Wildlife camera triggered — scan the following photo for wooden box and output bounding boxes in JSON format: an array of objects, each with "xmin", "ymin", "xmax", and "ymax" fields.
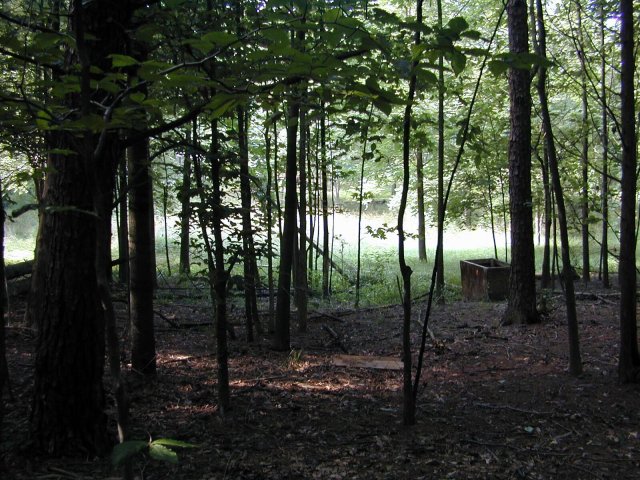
[{"xmin": 460, "ymin": 259, "xmax": 510, "ymax": 301}]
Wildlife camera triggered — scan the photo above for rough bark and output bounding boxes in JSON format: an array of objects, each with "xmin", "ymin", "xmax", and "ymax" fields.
[
  {"xmin": 128, "ymin": 134, "xmax": 157, "ymax": 376},
  {"xmin": 502, "ymin": 0, "xmax": 538, "ymax": 326},
  {"xmin": 321, "ymin": 101, "xmax": 330, "ymax": 298},
  {"xmin": 617, "ymin": 0, "xmax": 639, "ymax": 382}
]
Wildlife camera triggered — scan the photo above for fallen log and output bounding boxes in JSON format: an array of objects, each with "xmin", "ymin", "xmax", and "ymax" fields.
[{"xmin": 6, "ymin": 260, "xmax": 33, "ymax": 280}]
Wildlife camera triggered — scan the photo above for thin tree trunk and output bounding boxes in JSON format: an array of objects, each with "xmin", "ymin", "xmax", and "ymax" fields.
[
  {"xmin": 355, "ymin": 104, "xmax": 373, "ymax": 308},
  {"xmin": 577, "ymin": 5, "xmax": 590, "ymax": 283},
  {"xmin": 238, "ymin": 107, "xmax": 261, "ymax": 340},
  {"xmin": 162, "ymin": 157, "xmax": 171, "ymax": 277},
  {"xmin": 435, "ymin": 0, "xmax": 445, "ymax": 303},
  {"xmin": 599, "ymin": 2, "xmax": 610, "ymax": 288},
  {"xmin": 179, "ymin": 124, "xmax": 193, "ymax": 275},
  {"xmin": 128, "ymin": 133, "xmax": 157, "ymax": 376},
  {"xmin": 399, "ymin": 0, "xmax": 423, "ymax": 427},
  {"xmin": 535, "ymin": 0, "xmax": 582, "ymax": 375},
  {"xmin": 265, "ymin": 126, "xmax": 275, "ymax": 333},
  {"xmin": 617, "ymin": 0, "xmax": 639, "ymax": 382},
  {"xmin": 417, "ymin": 146, "xmax": 427, "ymax": 261},
  {"xmin": 0, "ymin": 176, "xmax": 7, "ymax": 440},
  {"xmin": 118, "ymin": 151, "xmax": 129, "ymax": 284},
  {"xmin": 297, "ymin": 96, "xmax": 309, "ymax": 332},
  {"xmin": 321, "ymin": 101, "xmax": 330, "ymax": 298},
  {"xmin": 273, "ymin": 96, "xmax": 300, "ymax": 351},
  {"xmin": 540, "ymin": 147, "xmax": 552, "ymax": 288}
]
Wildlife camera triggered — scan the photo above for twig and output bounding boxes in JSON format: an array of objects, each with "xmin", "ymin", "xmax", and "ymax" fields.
[{"xmin": 472, "ymin": 402, "xmax": 551, "ymax": 415}]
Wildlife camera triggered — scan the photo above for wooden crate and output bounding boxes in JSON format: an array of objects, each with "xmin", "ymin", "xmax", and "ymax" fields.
[{"xmin": 460, "ymin": 258, "xmax": 510, "ymax": 301}]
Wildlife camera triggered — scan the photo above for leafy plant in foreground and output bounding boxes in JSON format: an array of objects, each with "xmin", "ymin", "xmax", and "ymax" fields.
[{"xmin": 111, "ymin": 438, "xmax": 197, "ymax": 468}]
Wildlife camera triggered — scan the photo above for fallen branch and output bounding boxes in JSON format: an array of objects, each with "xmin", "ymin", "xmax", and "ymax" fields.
[{"xmin": 321, "ymin": 324, "xmax": 348, "ymax": 353}]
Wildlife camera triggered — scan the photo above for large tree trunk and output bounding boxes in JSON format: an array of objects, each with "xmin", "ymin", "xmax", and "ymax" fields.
[
  {"xmin": 617, "ymin": 0, "xmax": 639, "ymax": 382},
  {"xmin": 502, "ymin": 0, "xmax": 538, "ymax": 325},
  {"xmin": 30, "ymin": 140, "xmax": 107, "ymax": 455},
  {"xmin": 30, "ymin": 0, "xmax": 132, "ymax": 455}
]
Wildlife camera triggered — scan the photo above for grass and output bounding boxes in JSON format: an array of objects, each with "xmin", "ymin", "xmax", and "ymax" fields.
[{"xmin": 4, "ymin": 211, "xmax": 619, "ymax": 307}]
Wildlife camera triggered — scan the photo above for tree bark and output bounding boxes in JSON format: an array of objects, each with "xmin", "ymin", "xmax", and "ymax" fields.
[
  {"xmin": 238, "ymin": 107, "xmax": 261, "ymax": 340},
  {"xmin": 416, "ymin": 146, "xmax": 427, "ymax": 261},
  {"xmin": 128, "ymin": 132, "xmax": 157, "ymax": 376},
  {"xmin": 273, "ymin": 96, "xmax": 299, "ymax": 351},
  {"xmin": 617, "ymin": 0, "xmax": 639, "ymax": 382},
  {"xmin": 535, "ymin": 0, "xmax": 582, "ymax": 375},
  {"xmin": 321, "ymin": 101, "xmax": 330, "ymax": 298},
  {"xmin": 297, "ymin": 97, "xmax": 309, "ymax": 331},
  {"xmin": 179, "ymin": 123, "xmax": 193, "ymax": 275},
  {"xmin": 599, "ymin": 2, "xmax": 610, "ymax": 288},
  {"xmin": 502, "ymin": 0, "xmax": 538, "ymax": 326},
  {"xmin": 117, "ymin": 150, "xmax": 130, "ymax": 284},
  {"xmin": 0, "ymin": 176, "xmax": 7, "ymax": 440},
  {"xmin": 435, "ymin": 0, "xmax": 445, "ymax": 303},
  {"xmin": 577, "ymin": 5, "xmax": 590, "ymax": 283}
]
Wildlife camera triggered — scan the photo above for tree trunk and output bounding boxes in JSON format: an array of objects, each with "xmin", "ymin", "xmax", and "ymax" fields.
[
  {"xmin": 128, "ymin": 133, "xmax": 157, "ymax": 376},
  {"xmin": 399, "ymin": 0, "xmax": 423, "ymax": 426},
  {"xmin": 539, "ymin": 147, "xmax": 552, "ymax": 288},
  {"xmin": 535, "ymin": 0, "xmax": 582, "ymax": 375},
  {"xmin": 577, "ymin": 5, "xmax": 590, "ymax": 283},
  {"xmin": 179, "ymin": 123, "xmax": 193, "ymax": 275},
  {"xmin": 416, "ymin": 145, "xmax": 427, "ymax": 261},
  {"xmin": 617, "ymin": 0, "xmax": 640, "ymax": 382},
  {"xmin": 435, "ymin": 0, "xmax": 445, "ymax": 303},
  {"xmin": 265, "ymin": 125, "xmax": 275, "ymax": 332},
  {"xmin": 297, "ymin": 97, "xmax": 309, "ymax": 332},
  {"xmin": 238, "ymin": 107, "xmax": 261, "ymax": 340},
  {"xmin": 321, "ymin": 101, "xmax": 330, "ymax": 298},
  {"xmin": 599, "ymin": 2, "xmax": 610, "ymax": 288},
  {"xmin": 31, "ymin": 138, "xmax": 107, "ymax": 455},
  {"xmin": 0, "ymin": 176, "xmax": 7, "ymax": 439},
  {"xmin": 117, "ymin": 151, "xmax": 130, "ymax": 284},
  {"xmin": 355, "ymin": 104, "xmax": 373, "ymax": 308},
  {"xmin": 273, "ymin": 97, "xmax": 300, "ymax": 351},
  {"xmin": 502, "ymin": 0, "xmax": 538, "ymax": 326}
]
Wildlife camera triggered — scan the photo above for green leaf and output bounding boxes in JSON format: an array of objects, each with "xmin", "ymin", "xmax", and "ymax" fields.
[
  {"xmin": 35, "ymin": 110, "xmax": 53, "ymax": 130},
  {"xmin": 152, "ymin": 438, "xmax": 197, "ymax": 448},
  {"xmin": 323, "ymin": 8, "xmax": 342, "ymax": 23},
  {"xmin": 461, "ymin": 30, "xmax": 481, "ymax": 41},
  {"xmin": 373, "ymin": 97, "xmax": 392, "ymax": 116},
  {"xmin": 149, "ymin": 444, "xmax": 179, "ymax": 464},
  {"xmin": 201, "ymin": 31, "xmax": 237, "ymax": 47},
  {"xmin": 447, "ymin": 17, "xmax": 469, "ymax": 35},
  {"xmin": 450, "ymin": 51, "xmax": 467, "ymax": 75},
  {"xmin": 111, "ymin": 441, "xmax": 149, "ymax": 468},
  {"xmin": 488, "ymin": 59, "xmax": 509, "ymax": 76},
  {"xmin": 110, "ymin": 54, "xmax": 140, "ymax": 68}
]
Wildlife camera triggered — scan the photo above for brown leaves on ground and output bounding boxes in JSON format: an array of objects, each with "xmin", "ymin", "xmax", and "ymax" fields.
[{"xmin": 2, "ymin": 283, "xmax": 639, "ymax": 479}]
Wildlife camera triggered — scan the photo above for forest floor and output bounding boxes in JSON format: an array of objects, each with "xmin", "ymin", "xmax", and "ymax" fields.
[{"xmin": 2, "ymin": 279, "xmax": 639, "ymax": 480}]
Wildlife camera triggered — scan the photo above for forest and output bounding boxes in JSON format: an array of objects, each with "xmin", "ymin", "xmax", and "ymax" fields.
[{"xmin": 0, "ymin": 0, "xmax": 639, "ymax": 478}]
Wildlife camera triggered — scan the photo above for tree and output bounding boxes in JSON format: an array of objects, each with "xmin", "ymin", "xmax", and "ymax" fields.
[
  {"xmin": 30, "ymin": 0, "xmax": 134, "ymax": 454},
  {"xmin": 617, "ymin": 0, "xmax": 639, "ymax": 382},
  {"xmin": 502, "ymin": 0, "xmax": 538, "ymax": 326},
  {"xmin": 534, "ymin": 0, "xmax": 582, "ymax": 375}
]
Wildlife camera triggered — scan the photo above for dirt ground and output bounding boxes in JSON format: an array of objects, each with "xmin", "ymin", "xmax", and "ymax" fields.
[{"xmin": 1, "ymin": 280, "xmax": 639, "ymax": 480}]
